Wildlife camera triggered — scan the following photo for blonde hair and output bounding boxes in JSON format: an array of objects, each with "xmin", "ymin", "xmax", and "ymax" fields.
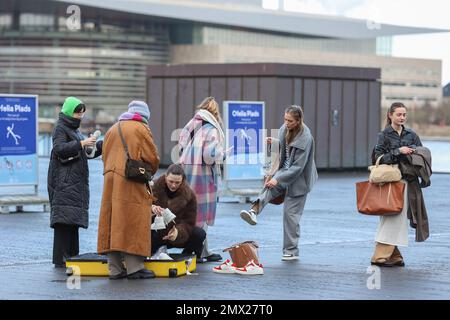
[
  {"xmin": 285, "ymin": 105, "xmax": 304, "ymax": 145},
  {"xmin": 196, "ymin": 97, "xmax": 223, "ymax": 126}
]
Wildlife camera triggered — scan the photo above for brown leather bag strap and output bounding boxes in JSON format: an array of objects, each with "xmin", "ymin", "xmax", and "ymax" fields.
[{"xmin": 117, "ymin": 121, "xmax": 131, "ymax": 160}]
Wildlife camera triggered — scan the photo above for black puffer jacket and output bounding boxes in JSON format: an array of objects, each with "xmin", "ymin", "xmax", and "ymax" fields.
[
  {"xmin": 373, "ymin": 125, "xmax": 422, "ymax": 165},
  {"xmin": 47, "ymin": 113, "xmax": 102, "ymax": 228}
]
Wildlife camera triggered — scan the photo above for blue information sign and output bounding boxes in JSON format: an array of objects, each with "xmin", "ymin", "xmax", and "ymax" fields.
[
  {"xmin": 223, "ymin": 101, "xmax": 265, "ymax": 181},
  {"xmin": 0, "ymin": 94, "xmax": 39, "ymax": 186}
]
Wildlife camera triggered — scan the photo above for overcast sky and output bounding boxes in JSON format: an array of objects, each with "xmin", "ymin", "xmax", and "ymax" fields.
[{"xmin": 263, "ymin": 0, "xmax": 450, "ymax": 85}]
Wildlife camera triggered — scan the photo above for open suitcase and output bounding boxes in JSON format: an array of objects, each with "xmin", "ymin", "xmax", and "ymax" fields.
[{"xmin": 66, "ymin": 253, "xmax": 196, "ymax": 278}]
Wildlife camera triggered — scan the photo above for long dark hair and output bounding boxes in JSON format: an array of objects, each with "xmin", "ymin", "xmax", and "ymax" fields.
[
  {"xmin": 385, "ymin": 102, "xmax": 406, "ymax": 128},
  {"xmin": 285, "ymin": 105, "xmax": 304, "ymax": 145}
]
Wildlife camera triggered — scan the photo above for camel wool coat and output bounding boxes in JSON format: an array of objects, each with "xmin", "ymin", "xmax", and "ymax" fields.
[{"xmin": 97, "ymin": 120, "xmax": 159, "ymax": 257}]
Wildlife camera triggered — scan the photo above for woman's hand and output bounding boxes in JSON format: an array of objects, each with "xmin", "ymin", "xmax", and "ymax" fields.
[
  {"xmin": 163, "ymin": 226, "xmax": 178, "ymax": 241},
  {"xmin": 151, "ymin": 205, "xmax": 164, "ymax": 216},
  {"xmin": 264, "ymin": 178, "xmax": 278, "ymax": 189},
  {"xmin": 399, "ymin": 146, "xmax": 415, "ymax": 155},
  {"xmin": 225, "ymin": 146, "xmax": 234, "ymax": 155},
  {"xmin": 266, "ymin": 137, "xmax": 280, "ymax": 145},
  {"xmin": 81, "ymin": 136, "xmax": 96, "ymax": 147}
]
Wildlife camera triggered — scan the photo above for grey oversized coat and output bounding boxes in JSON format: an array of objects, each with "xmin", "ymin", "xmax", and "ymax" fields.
[{"xmin": 273, "ymin": 124, "xmax": 318, "ymax": 197}]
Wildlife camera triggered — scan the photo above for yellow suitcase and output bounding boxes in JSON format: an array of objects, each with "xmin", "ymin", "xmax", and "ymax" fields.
[{"xmin": 66, "ymin": 253, "xmax": 196, "ymax": 278}]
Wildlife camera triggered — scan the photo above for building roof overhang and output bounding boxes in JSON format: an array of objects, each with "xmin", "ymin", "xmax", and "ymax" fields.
[{"xmin": 54, "ymin": 0, "xmax": 449, "ymax": 39}]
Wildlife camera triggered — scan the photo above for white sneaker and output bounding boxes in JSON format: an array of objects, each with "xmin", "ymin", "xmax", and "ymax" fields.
[
  {"xmin": 240, "ymin": 209, "xmax": 258, "ymax": 225},
  {"xmin": 212, "ymin": 259, "xmax": 236, "ymax": 274},
  {"xmin": 281, "ymin": 254, "xmax": 299, "ymax": 261},
  {"xmin": 234, "ymin": 260, "xmax": 264, "ymax": 275}
]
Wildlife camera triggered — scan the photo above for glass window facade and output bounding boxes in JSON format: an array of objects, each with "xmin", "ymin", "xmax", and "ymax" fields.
[
  {"xmin": 0, "ymin": 1, "xmax": 170, "ymax": 132},
  {"xmin": 171, "ymin": 24, "xmax": 377, "ymax": 54},
  {"xmin": 0, "ymin": 14, "xmax": 12, "ymax": 29},
  {"xmin": 376, "ymin": 36, "xmax": 393, "ymax": 56},
  {"xmin": 19, "ymin": 13, "xmax": 53, "ymax": 28},
  {"xmin": 198, "ymin": 26, "xmax": 377, "ymax": 54}
]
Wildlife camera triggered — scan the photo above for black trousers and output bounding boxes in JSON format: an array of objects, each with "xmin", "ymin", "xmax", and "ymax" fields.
[
  {"xmin": 151, "ymin": 226, "xmax": 206, "ymax": 259},
  {"xmin": 52, "ymin": 223, "xmax": 79, "ymax": 266}
]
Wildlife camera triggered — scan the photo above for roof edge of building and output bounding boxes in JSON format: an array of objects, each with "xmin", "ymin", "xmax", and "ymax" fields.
[
  {"xmin": 147, "ymin": 63, "xmax": 381, "ymax": 80},
  {"xmin": 53, "ymin": 0, "xmax": 449, "ymax": 39}
]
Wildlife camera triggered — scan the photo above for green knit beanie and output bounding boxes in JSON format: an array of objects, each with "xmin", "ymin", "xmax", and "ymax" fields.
[{"xmin": 61, "ymin": 97, "xmax": 84, "ymax": 117}]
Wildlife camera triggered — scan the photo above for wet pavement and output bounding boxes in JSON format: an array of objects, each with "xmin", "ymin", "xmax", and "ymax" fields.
[{"xmin": 0, "ymin": 158, "xmax": 449, "ymax": 300}]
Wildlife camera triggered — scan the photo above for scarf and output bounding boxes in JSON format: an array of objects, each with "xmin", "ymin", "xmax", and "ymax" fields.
[
  {"xmin": 195, "ymin": 109, "xmax": 226, "ymax": 176},
  {"xmin": 118, "ymin": 112, "xmax": 148, "ymax": 124},
  {"xmin": 195, "ymin": 109, "xmax": 225, "ymax": 146}
]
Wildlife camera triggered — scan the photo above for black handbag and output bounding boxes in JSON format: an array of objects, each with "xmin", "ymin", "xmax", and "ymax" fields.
[
  {"xmin": 58, "ymin": 151, "xmax": 81, "ymax": 164},
  {"xmin": 117, "ymin": 121, "xmax": 154, "ymax": 183}
]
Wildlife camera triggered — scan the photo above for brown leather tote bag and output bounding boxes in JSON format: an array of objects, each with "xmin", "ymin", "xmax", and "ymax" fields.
[
  {"xmin": 356, "ymin": 181, "xmax": 405, "ymax": 216},
  {"xmin": 223, "ymin": 241, "xmax": 259, "ymax": 267}
]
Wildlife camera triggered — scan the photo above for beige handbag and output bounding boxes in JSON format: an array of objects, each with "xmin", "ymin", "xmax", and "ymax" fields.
[{"xmin": 368, "ymin": 156, "xmax": 402, "ymax": 184}]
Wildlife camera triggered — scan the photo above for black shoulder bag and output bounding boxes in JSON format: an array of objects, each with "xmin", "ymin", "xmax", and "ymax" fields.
[{"xmin": 117, "ymin": 121, "xmax": 154, "ymax": 183}]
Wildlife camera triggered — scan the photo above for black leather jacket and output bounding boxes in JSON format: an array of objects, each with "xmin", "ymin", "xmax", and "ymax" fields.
[{"xmin": 373, "ymin": 125, "xmax": 422, "ymax": 165}]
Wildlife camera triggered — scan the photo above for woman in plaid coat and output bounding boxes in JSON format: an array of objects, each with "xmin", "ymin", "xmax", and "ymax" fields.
[{"xmin": 178, "ymin": 97, "xmax": 226, "ymax": 262}]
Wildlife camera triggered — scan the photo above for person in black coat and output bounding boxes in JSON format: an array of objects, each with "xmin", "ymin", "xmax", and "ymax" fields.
[
  {"xmin": 370, "ymin": 102, "xmax": 423, "ymax": 267},
  {"xmin": 372, "ymin": 107, "xmax": 422, "ymax": 165},
  {"xmin": 47, "ymin": 97, "xmax": 103, "ymax": 268}
]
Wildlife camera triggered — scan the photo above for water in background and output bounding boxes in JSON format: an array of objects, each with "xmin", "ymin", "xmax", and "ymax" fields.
[{"xmin": 422, "ymin": 140, "xmax": 450, "ymax": 173}]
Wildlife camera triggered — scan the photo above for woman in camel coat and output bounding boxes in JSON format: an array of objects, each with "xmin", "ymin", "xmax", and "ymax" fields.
[{"xmin": 97, "ymin": 101, "xmax": 159, "ymax": 280}]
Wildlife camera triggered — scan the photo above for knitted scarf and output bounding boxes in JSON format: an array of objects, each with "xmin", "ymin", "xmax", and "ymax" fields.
[{"xmin": 118, "ymin": 112, "xmax": 148, "ymax": 124}]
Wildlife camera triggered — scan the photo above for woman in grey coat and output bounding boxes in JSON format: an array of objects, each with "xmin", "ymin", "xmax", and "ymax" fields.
[{"xmin": 240, "ymin": 105, "xmax": 318, "ymax": 261}]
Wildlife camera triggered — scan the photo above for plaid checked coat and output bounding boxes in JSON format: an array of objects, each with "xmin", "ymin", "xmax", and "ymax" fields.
[{"xmin": 178, "ymin": 113, "xmax": 225, "ymax": 227}]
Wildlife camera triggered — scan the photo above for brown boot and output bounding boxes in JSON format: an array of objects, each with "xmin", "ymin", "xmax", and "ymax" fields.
[
  {"xmin": 387, "ymin": 246, "xmax": 405, "ymax": 266},
  {"xmin": 371, "ymin": 244, "xmax": 405, "ymax": 267},
  {"xmin": 371, "ymin": 242, "xmax": 395, "ymax": 264}
]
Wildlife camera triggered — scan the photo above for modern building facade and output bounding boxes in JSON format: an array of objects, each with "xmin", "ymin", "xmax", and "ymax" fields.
[
  {"xmin": 444, "ymin": 83, "xmax": 450, "ymax": 97},
  {"xmin": 0, "ymin": 0, "xmax": 170, "ymax": 128},
  {"xmin": 171, "ymin": 40, "xmax": 442, "ymax": 109},
  {"xmin": 0, "ymin": 0, "xmax": 445, "ymax": 131},
  {"xmin": 169, "ymin": 20, "xmax": 442, "ymax": 109},
  {"xmin": 443, "ymin": 83, "xmax": 450, "ymax": 105},
  {"xmin": 147, "ymin": 63, "xmax": 381, "ymax": 168}
]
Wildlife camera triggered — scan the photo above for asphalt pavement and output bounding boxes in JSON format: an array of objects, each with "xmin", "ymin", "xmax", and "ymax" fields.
[{"xmin": 0, "ymin": 158, "xmax": 449, "ymax": 300}]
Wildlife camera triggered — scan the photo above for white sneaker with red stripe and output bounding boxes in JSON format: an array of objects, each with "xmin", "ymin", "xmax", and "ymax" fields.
[
  {"xmin": 212, "ymin": 259, "xmax": 237, "ymax": 274},
  {"xmin": 240, "ymin": 209, "xmax": 258, "ymax": 225},
  {"xmin": 234, "ymin": 260, "xmax": 264, "ymax": 275}
]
